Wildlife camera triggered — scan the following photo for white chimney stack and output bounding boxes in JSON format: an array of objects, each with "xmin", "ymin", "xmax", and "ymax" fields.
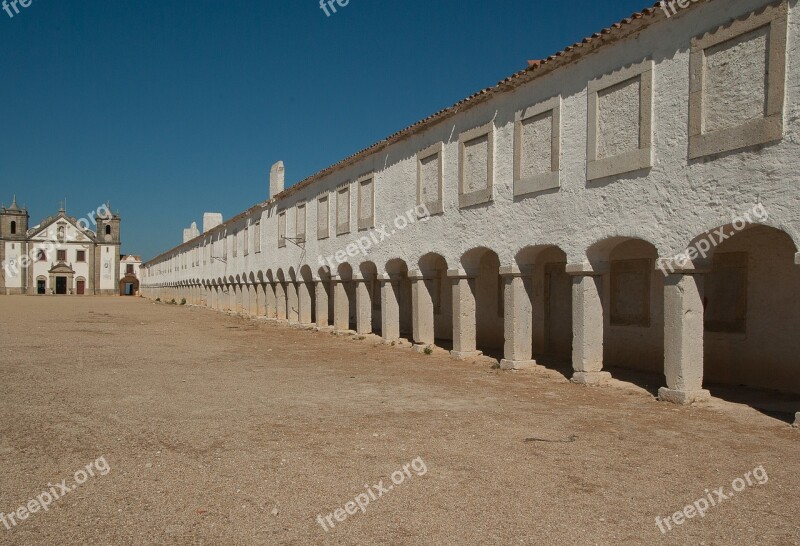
[
  {"xmin": 203, "ymin": 213, "xmax": 223, "ymax": 233},
  {"xmin": 270, "ymin": 161, "xmax": 285, "ymax": 199}
]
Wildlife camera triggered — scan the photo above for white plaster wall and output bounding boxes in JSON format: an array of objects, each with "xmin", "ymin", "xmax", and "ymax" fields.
[
  {"xmin": 4, "ymin": 242, "xmax": 21, "ymax": 289},
  {"xmin": 143, "ymin": 0, "xmax": 800, "ymax": 386},
  {"xmin": 100, "ymin": 246, "xmax": 115, "ymax": 290}
]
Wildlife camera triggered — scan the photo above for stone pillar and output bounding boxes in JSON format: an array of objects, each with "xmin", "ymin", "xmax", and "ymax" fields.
[
  {"xmin": 659, "ymin": 265, "xmax": 710, "ymax": 404},
  {"xmin": 287, "ymin": 282, "xmax": 300, "ymax": 324},
  {"xmin": 380, "ymin": 273, "xmax": 400, "ymax": 342},
  {"xmin": 410, "ymin": 270, "xmax": 434, "ymax": 348},
  {"xmin": 315, "ymin": 280, "xmax": 331, "ymax": 328},
  {"xmin": 298, "ymin": 281, "xmax": 313, "ymax": 325},
  {"xmin": 500, "ymin": 265, "xmax": 536, "ymax": 370},
  {"xmin": 355, "ymin": 275, "xmax": 373, "ymax": 334},
  {"xmin": 566, "ymin": 263, "xmax": 610, "ymax": 385},
  {"xmin": 448, "ymin": 269, "xmax": 480, "ymax": 359},
  {"xmin": 333, "ymin": 278, "xmax": 350, "ymax": 332},
  {"xmin": 275, "ymin": 282, "xmax": 287, "ymax": 321},
  {"xmin": 265, "ymin": 283, "xmax": 277, "ymax": 319}
]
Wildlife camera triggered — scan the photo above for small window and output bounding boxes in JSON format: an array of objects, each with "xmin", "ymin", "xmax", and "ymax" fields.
[
  {"xmin": 10, "ymin": 221, "xmax": 16, "ymax": 234},
  {"xmin": 126, "ymin": 264, "xmax": 134, "ymax": 275},
  {"xmin": 296, "ymin": 202, "xmax": 307, "ymax": 243},
  {"xmin": 105, "ymin": 225, "xmax": 111, "ymax": 236},
  {"xmin": 57, "ymin": 250, "xmax": 66, "ymax": 261},
  {"xmin": 278, "ymin": 211, "xmax": 287, "ymax": 248},
  {"xmin": 76, "ymin": 251, "xmax": 86, "ymax": 262},
  {"xmin": 37, "ymin": 250, "xmax": 46, "ymax": 262}
]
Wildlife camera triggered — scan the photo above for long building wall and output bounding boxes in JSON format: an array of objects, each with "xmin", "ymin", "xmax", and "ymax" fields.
[{"xmin": 142, "ymin": 0, "xmax": 800, "ymax": 401}]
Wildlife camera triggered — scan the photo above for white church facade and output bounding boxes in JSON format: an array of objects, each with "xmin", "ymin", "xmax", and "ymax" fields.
[
  {"xmin": 0, "ymin": 200, "xmax": 122, "ymax": 296},
  {"xmin": 141, "ymin": 0, "xmax": 800, "ymax": 403}
]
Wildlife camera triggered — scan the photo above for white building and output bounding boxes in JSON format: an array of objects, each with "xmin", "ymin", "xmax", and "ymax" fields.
[
  {"xmin": 142, "ymin": 0, "xmax": 800, "ymax": 403},
  {"xmin": 0, "ymin": 200, "xmax": 122, "ymax": 296},
  {"xmin": 120, "ymin": 255, "xmax": 142, "ymax": 296}
]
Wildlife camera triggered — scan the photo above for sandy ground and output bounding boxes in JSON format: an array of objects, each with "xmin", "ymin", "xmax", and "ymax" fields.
[{"xmin": 0, "ymin": 296, "xmax": 797, "ymax": 545}]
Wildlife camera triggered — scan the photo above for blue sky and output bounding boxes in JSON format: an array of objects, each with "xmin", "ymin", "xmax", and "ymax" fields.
[{"xmin": 0, "ymin": 0, "xmax": 650, "ymax": 260}]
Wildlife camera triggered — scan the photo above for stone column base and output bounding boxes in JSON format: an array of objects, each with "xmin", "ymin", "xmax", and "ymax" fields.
[
  {"xmin": 500, "ymin": 359, "xmax": 538, "ymax": 370},
  {"xmin": 450, "ymin": 350, "xmax": 482, "ymax": 361},
  {"xmin": 793, "ymin": 412, "xmax": 799, "ymax": 428},
  {"xmin": 571, "ymin": 371, "xmax": 612, "ymax": 385},
  {"xmin": 412, "ymin": 344, "xmax": 433, "ymax": 353},
  {"xmin": 658, "ymin": 387, "xmax": 711, "ymax": 405},
  {"xmin": 314, "ymin": 326, "xmax": 335, "ymax": 332}
]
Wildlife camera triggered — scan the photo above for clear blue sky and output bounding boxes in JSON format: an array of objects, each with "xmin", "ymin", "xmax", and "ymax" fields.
[{"xmin": 0, "ymin": 0, "xmax": 650, "ymax": 260}]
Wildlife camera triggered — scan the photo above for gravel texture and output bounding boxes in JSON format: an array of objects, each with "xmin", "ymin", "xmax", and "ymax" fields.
[{"xmin": 0, "ymin": 296, "xmax": 797, "ymax": 545}]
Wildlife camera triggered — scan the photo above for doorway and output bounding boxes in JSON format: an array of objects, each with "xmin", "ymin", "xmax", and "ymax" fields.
[
  {"xmin": 76, "ymin": 280, "xmax": 86, "ymax": 295},
  {"xmin": 37, "ymin": 279, "xmax": 46, "ymax": 295},
  {"xmin": 56, "ymin": 276, "xmax": 67, "ymax": 295}
]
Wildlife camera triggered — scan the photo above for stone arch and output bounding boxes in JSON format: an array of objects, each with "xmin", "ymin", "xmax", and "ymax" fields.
[
  {"xmin": 699, "ymin": 224, "xmax": 800, "ymax": 395},
  {"xmin": 458, "ymin": 247, "xmax": 503, "ymax": 358},
  {"xmin": 571, "ymin": 237, "xmax": 665, "ymax": 388},
  {"xmin": 334, "ymin": 263, "xmax": 356, "ymax": 331},
  {"xmin": 356, "ymin": 261, "xmax": 381, "ymax": 334},
  {"xmin": 416, "ymin": 253, "xmax": 452, "ymax": 347},
  {"xmin": 515, "ymin": 245, "xmax": 572, "ymax": 365},
  {"xmin": 385, "ymin": 258, "xmax": 413, "ymax": 341},
  {"xmin": 275, "ymin": 269, "xmax": 288, "ymax": 321}
]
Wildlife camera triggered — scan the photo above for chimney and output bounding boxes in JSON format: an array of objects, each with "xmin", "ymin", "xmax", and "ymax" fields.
[
  {"xmin": 190, "ymin": 222, "xmax": 199, "ymax": 238},
  {"xmin": 270, "ymin": 161, "xmax": 285, "ymax": 199},
  {"xmin": 203, "ymin": 213, "xmax": 223, "ymax": 233}
]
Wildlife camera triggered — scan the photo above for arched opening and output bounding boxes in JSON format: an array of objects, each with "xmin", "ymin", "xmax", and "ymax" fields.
[
  {"xmin": 335, "ymin": 263, "xmax": 357, "ymax": 331},
  {"xmin": 299, "ymin": 265, "xmax": 316, "ymax": 325},
  {"xmin": 699, "ymin": 225, "xmax": 800, "ymax": 398},
  {"xmin": 358, "ymin": 262, "xmax": 380, "ymax": 335},
  {"xmin": 119, "ymin": 275, "xmax": 139, "ymax": 296},
  {"xmin": 515, "ymin": 245, "xmax": 572, "ymax": 373},
  {"xmin": 385, "ymin": 259, "xmax": 413, "ymax": 342},
  {"xmin": 576, "ymin": 236, "xmax": 664, "ymax": 391},
  {"xmin": 36, "ymin": 275, "xmax": 46, "ymax": 295},
  {"xmin": 105, "ymin": 225, "xmax": 111, "ymax": 236},
  {"xmin": 316, "ymin": 267, "xmax": 333, "ymax": 327},
  {"xmin": 417, "ymin": 253, "xmax": 452, "ymax": 349},
  {"xmin": 461, "ymin": 248, "xmax": 503, "ymax": 359},
  {"xmin": 10, "ymin": 221, "xmax": 16, "ymax": 235},
  {"xmin": 286, "ymin": 268, "xmax": 299, "ymax": 323},
  {"xmin": 275, "ymin": 270, "xmax": 287, "ymax": 320},
  {"xmin": 605, "ymin": 239, "xmax": 664, "ymax": 374}
]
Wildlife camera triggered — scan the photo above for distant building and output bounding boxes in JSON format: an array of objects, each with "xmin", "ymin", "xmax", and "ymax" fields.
[
  {"xmin": 119, "ymin": 255, "xmax": 142, "ymax": 296},
  {"xmin": 0, "ymin": 197, "xmax": 122, "ymax": 295}
]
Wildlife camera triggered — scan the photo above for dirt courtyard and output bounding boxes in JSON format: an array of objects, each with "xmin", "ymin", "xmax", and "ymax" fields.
[{"xmin": 0, "ymin": 296, "xmax": 797, "ymax": 544}]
